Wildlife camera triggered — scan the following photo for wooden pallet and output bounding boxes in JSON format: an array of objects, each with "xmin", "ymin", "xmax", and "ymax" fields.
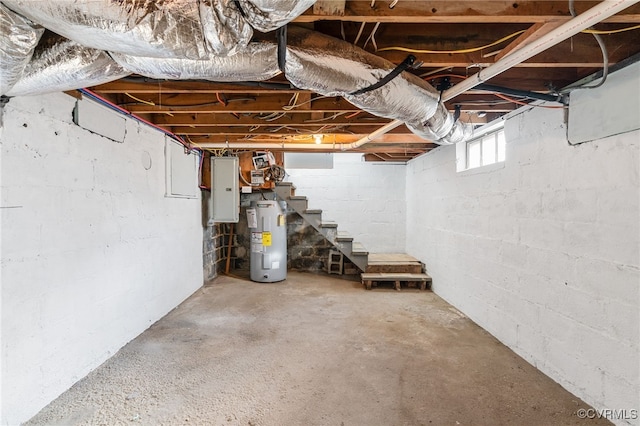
[
  {"xmin": 366, "ymin": 253, "xmax": 423, "ymax": 274},
  {"xmin": 361, "ymin": 272, "xmax": 432, "ymax": 291}
]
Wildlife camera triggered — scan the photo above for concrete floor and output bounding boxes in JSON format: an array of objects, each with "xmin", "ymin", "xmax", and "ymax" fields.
[{"xmin": 26, "ymin": 272, "xmax": 608, "ymax": 426}]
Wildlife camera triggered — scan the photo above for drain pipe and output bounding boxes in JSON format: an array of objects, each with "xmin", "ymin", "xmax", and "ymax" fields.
[{"xmin": 343, "ymin": 0, "xmax": 639, "ymax": 151}]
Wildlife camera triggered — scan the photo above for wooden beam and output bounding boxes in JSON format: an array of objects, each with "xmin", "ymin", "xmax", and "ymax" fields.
[
  {"xmin": 313, "ymin": 0, "xmax": 345, "ymax": 16},
  {"xmin": 379, "ymin": 38, "xmax": 634, "ymax": 69},
  {"xmin": 169, "ymin": 124, "xmax": 413, "ymax": 135},
  {"xmin": 296, "ymin": 1, "xmax": 640, "ymax": 23},
  {"xmin": 151, "ymin": 112, "xmax": 389, "ymax": 127},
  {"xmin": 92, "ymin": 81, "xmax": 303, "ymax": 94},
  {"xmin": 494, "ymin": 20, "xmax": 566, "ymax": 61},
  {"xmin": 120, "ymin": 94, "xmax": 359, "ymax": 114},
  {"xmin": 188, "ymin": 133, "xmax": 430, "ymax": 144}
]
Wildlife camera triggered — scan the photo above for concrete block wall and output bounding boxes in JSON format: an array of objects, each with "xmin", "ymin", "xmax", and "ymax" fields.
[
  {"xmin": 406, "ymin": 72, "xmax": 639, "ymax": 423},
  {"xmin": 286, "ymin": 153, "xmax": 406, "ymax": 253},
  {"xmin": 1, "ymin": 93, "xmax": 204, "ymax": 425}
]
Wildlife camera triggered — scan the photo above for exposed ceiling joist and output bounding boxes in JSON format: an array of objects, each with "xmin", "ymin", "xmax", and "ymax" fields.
[
  {"xmin": 295, "ymin": 1, "xmax": 640, "ymax": 23},
  {"xmin": 83, "ymin": 1, "xmax": 640, "ymax": 161}
]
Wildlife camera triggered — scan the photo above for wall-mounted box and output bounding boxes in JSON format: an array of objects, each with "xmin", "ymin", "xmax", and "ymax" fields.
[{"xmin": 210, "ymin": 157, "xmax": 239, "ymax": 224}]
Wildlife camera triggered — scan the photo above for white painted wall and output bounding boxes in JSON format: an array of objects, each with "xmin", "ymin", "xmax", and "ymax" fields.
[
  {"xmin": 286, "ymin": 153, "xmax": 406, "ymax": 253},
  {"xmin": 406, "ymin": 68, "xmax": 639, "ymax": 424},
  {"xmin": 0, "ymin": 93, "xmax": 203, "ymax": 425}
]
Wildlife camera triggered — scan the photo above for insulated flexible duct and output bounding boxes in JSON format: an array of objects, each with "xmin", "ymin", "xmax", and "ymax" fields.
[
  {"xmin": 199, "ymin": 0, "xmax": 253, "ymax": 56},
  {"xmin": 0, "ymin": 3, "xmax": 43, "ymax": 96},
  {"xmin": 6, "ymin": 34, "xmax": 130, "ymax": 97},
  {"xmin": 111, "ymin": 42, "xmax": 280, "ymax": 81},
  {"xmin": 284, "ymin": 27, "xmax": 473, "ymax": 145},
  {"xmin": 237, "ymin": 0, "xmax": 317, "ymax": 32},
  {"xmin": 1, "ymin": 0, "xmax": 215, "ymax": 58},
  {"xmin": 1, "ymin": 0, "xmax": 314, "ymax": 58},
  {"xmin": 2, "ymin": 1, "xmax": 472, "ymax": 144}
]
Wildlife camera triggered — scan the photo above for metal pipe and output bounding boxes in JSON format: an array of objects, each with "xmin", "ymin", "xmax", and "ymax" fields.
[{"xmin": 348, "ymin": 0, "xmax": 639, "ymax": 150}]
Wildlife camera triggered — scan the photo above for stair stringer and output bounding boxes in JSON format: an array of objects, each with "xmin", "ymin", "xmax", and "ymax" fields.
[{"xmin": 274, "ymin": 182, "xmax": 369, "ymax": 272}]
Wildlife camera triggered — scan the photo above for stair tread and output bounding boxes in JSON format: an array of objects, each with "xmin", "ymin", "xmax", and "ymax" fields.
[
  {"xmin": 320, "ymin": 221, "xmax": 338, "ymax": 228},
  {"xmin": 289, "ymin": 195, "xmax": 307, "ymax": 200},
  {"xmin": 361, "ymin": 272, "xmax": 432, "ymax": 281},
  {"xmin": 351, "ymin": 242, "xmax": 369, "ymax": 255},
  {"xmin": 276, "ymin": 182, "xmax": 293, "ymax": 186},
  {"xmin": 336, "ymin": 231, "xmax": 353, "ymax": 241},
  {"xmin": 304, "ymin": 209, "xmax": 322, "ymax": 214}
]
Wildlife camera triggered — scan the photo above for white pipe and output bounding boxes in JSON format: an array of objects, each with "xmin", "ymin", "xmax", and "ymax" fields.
[
  {"xmin": 197, "ymin": 142, "xmax": 346, "ymax": 150},
  {"xmin": 347, "ymin": 0, "xmax": 640, "ymax": 150}
]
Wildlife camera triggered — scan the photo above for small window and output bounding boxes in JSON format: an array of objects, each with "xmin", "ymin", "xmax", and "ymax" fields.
[{"xmin": 465, "ymin": 129, "xmax": 506, "ymax": 170}]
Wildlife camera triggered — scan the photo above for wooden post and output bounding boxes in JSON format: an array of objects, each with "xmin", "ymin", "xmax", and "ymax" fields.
[{"xmin": 225, "ymin": 223, "xmax": 234, "ymax": 275}]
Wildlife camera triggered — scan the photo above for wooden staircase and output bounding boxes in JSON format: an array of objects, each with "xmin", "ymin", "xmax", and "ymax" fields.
[
  {"xmin": 274, "ymin": 182, "xmax": 369, "ymax": 271},
  {"xmin": 362, "ymin": 253, "xmax": 432, "ymax": 291}
]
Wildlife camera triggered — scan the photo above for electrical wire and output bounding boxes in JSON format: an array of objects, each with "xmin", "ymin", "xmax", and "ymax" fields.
[
  {"xmin": 494, "ymin": 93, "xmax": 566, "ymax": 109},
  {"xmin": 582, "ymin": 24, "xmax": 640, "ymax": 35},
  {"xmin": 304, "ymin": 112, "xmax": 347, "ymax": 123},
  {"xmin": 375, "ymin": 23, "xmax": 639, "ymax": 56},
  {"xmin": 569, "ymin": 0, "xmax": 607, "ymax": 89},
  {"xmin": 363, "ymin": 22, "xmax": 381, "ymax": 50},
  {"xmin": 125, "ymin": 92, "xmax": 155, "ymax": 106},
  {"xmin": 197, "ymin": 145, "xmax": 209, "ymax": 190},
  {"xmin": 282, "ymin": 93, "xmax": 329, "ymax": 111},
  {"xmin": 377, "ymin": 30, "xmax": 526, "ymax": 54},
  {"xmin": 215, "ymin": 92, "xmax": 227, "ymax": 106},
  {"xmin": 353, "ymin": 22, "xmax": 366, "ymax": 46},
  {"xmin": 119, "ymin": 97, "xmax": 256, "ymax": 109}
]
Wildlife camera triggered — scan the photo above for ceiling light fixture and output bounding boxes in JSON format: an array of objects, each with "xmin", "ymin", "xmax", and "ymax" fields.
[{"xmin": 313, "ymin": 134, "xmax": 323, "ymax": 144}]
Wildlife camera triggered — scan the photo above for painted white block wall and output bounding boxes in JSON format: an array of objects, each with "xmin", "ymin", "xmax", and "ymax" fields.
[
  {"xmin": 0, "ymin": 93, "xmax": 204, "ymax": 425},
  {"xmin": 286, "ymin": 153, "xmax": 406, "ymax": 253},
  {"xmin": 406, "ymin": 69, "xmax": 639, "ymax": 424}
]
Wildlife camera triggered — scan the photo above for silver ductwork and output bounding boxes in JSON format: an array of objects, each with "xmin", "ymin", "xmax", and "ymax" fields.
[
  {"xmin": 199, "ymin": 0, "xmax": 253, "ymax": 56},
  {"xmin": 5, "ymin": 34, "xmax": 130, "ymax": 97},
  {"xmin": 111, "ymin": 42, "xmax": 280, "ymax": 82},
  {"xmin": 1, "ymin": 0, "xmax": 314, "ymax": 58},
  {"xmin": 0, "ymin": 3, "xmax": 43, "ymax": 95},
  {"xmin": 1, "ymin": 0, "xmax": 213, "ymax": 59},
  {"xmin": 237, "ymin": 0, "xmax": 316, "ymax": 32},
  {"xmin": 1, "ymin": 0, "xmax": 473, "ymax": 145},
  {"xmin": 284, "ymin": 27, "xmax": 472, "ymax": 145},
  {"xmin": 407, "ymin": 103, "xmax": 474, "ymax": 145}
]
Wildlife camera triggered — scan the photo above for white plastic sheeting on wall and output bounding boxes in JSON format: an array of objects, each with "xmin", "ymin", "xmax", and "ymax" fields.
[{"xmin": 568, "ymin": 61, "xmax": 640, "ymax": 145}]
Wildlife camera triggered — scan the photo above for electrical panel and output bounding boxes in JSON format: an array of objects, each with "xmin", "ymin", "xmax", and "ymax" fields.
[{"xmin": 210, "ymin": 157, "xmax": 239, "ymax": 223}]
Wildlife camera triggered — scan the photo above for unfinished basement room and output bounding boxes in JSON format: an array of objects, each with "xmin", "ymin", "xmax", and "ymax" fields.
[{"xmin": 1, "ymin": 1, "xmax": 639, "ymax": 425}]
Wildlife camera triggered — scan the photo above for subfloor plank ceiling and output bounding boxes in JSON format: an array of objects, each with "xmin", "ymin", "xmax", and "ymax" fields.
[{"xmin": 90, "ymin": 1, "xmax": 640, "ymax": 161}]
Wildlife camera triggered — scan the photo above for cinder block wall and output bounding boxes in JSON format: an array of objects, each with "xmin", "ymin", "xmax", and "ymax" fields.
[
  {"xmin": 1, "ymin": 93, "xmax": 204, "ymax": 425},
  {"xmin": 286, "ymin": 153, "xmax": 406, "ymax": 253},
  {"xmin": 406, "ymin": 68, "xmax": 639, "ymax": 424}
]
